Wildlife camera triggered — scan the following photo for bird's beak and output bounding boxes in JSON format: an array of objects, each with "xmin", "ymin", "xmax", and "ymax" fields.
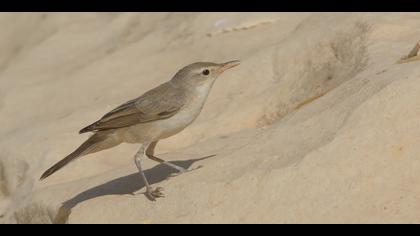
[{"xmin": 217, "ymin": 60, "xmax": 240, "ymax": 73}]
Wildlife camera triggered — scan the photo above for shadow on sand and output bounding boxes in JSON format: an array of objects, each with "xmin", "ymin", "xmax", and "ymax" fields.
[{"xmin": 61, "ymin": 155, "xmax": 215, "ymax": 210}]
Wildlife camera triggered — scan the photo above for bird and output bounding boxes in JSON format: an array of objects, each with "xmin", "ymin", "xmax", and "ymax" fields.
[{"xmin": 39, "ymin": 60, "xmax": 240, "ymax": 200}]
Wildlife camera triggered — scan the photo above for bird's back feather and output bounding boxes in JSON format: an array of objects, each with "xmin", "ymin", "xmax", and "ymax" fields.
[{"xmin": 79, "ymin": 81, "xmax": 187, "ymax": 134}]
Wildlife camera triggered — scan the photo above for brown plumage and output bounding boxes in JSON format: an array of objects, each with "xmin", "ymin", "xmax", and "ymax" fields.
[
  {"xmin": 40, "ymin": 131, "xmax": 115, "ymax": 180},
  {"xmin": 39, "ymin": 60, "xmax": 240, "ymax": 200},
  {"xmin": 79, "ymin": 82, "xmax": 187, "ymax": 134}
]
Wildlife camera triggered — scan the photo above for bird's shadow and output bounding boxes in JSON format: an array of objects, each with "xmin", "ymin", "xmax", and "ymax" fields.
[{"xmin": 62, "ymin": 154, "xmax": 215, "ymax": 210}]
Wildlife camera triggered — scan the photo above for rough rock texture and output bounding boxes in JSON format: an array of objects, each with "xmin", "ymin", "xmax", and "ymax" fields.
[{"xmin": 1, "ymin": 13, "xmax": 420, "ymax": 223}]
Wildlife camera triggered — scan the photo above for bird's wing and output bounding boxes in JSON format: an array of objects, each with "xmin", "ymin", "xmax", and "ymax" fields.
[{"xmin": 79, "ymin": 82, "xmax": 187, "ymax": 133}]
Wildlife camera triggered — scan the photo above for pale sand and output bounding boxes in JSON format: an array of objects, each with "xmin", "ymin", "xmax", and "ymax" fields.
[{"xmin": 1, "ymin": 13, "xmax": 420, "ymax": 223}]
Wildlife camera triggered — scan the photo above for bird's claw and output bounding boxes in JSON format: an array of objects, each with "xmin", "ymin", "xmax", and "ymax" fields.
[
  {"xmin": 184, "ymin": 165, "xmax": 203, "ymax": 173},
  {"xmin": 146, "ymin": 187, "xmax": 165, "ymax": 201},
  {"xmin": 169, "ymin": 165, "xmax": 203, "ymax": 177}
]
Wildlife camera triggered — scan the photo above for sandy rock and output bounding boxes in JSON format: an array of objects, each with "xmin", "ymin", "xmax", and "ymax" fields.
[{"xmin": 1, "ymin": 13, "xmax": 420, "ymax": 223}]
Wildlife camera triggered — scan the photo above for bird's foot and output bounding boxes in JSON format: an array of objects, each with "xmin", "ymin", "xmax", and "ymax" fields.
[
  {"xmin": 183, "ymin": 165, "xmax": 203, "ymax": 173},
  {"xmin": 173, "ymin": 166, "xmax": 187, "ymax": 173},
  {"xmin": 169, "ymin": 165, "xmax": 203, "ymax": 177},
  {"xmin": 146, "ymin": 187, "xmax": 165, "ymax": 201}
]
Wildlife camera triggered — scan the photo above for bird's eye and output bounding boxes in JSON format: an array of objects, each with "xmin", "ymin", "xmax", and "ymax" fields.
[{"xmin": 202, "ymin": 69, "xmax": 210, "ymax": 76}]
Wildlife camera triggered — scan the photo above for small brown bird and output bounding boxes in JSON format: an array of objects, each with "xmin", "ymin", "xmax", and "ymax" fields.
[{"xmin": 40, "ymin": 60, "xmax": 240, "ymax": 200}]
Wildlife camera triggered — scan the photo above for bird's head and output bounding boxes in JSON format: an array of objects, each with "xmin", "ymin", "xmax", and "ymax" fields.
[{"xmin": 171, "ymin": 60, "xmax": 240, "ymax": 87}]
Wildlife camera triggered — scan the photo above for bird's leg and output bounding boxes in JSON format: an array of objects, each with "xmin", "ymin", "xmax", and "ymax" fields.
[
  {"xmin": 146, "ymin": 141, "xmax": 187, "ymax": 173},
  {"xmin": 134, "ymin": 141, "xmax": 164, "ymax": 201}
]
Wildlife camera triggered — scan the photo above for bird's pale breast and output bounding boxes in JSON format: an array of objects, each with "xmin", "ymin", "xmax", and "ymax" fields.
[{"xmin": 119, "ymin": 80, "xmax": 214, "ymax": 143}]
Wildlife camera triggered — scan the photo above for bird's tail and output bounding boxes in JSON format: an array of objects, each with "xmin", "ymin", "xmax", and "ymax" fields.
[{"xmin": 40, "ymin": 132, "xmax": 120, "ymax": 180}]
